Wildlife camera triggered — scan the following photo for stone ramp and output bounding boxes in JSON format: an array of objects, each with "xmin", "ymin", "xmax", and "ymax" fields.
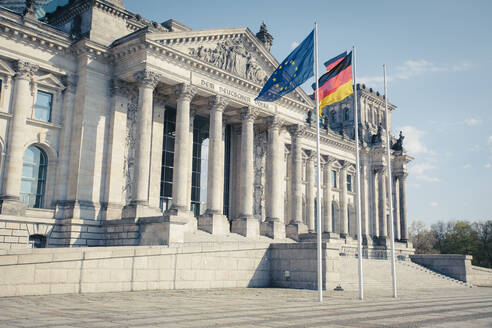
[{"xmin": 338, "ymin": 257, "xmax": 470, "ymax": 291}]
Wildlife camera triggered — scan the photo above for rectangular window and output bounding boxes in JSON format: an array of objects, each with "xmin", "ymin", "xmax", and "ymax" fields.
[
  {"xmin": 331, "ymin": 170, "xmax": 337, "ymax": 188},
  {"xmin": 34, "ymin": 91, "xmax": 53, "ymax": 122},
  {"xmin": 347, "ymin": 174, "xmax": 352, "ymax": 192}
]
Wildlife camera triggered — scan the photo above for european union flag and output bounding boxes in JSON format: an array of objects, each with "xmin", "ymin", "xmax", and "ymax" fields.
[{"xmin": 255, "ymin": 30, "xmax": 314, "ymax": 102}]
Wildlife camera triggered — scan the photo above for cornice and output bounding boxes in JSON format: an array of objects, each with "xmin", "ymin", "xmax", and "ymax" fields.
[
  {"xmin": 300, "ymin": 125, "xmax": 356, "ymax": 153},
  {"xmin": 0, "ymin": 17, "xmax": 71, "ymax": 55}
]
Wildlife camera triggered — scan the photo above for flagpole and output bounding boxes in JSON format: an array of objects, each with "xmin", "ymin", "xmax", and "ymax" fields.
[
  {"xmin": 383, "ymin": 64, "xmax": 398, "ymax": 298},
  {"xmin": 352, "ymin": 46, "xmax": 364, "ymax": 301},
  {"xmin": 314, "ymin": 22, "xmax": 323, "ymax": 303}
]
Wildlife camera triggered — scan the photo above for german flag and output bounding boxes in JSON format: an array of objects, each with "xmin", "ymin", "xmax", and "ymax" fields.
[{"xmin": 314, "ymin": 51, "xmax": 353, "ymax": 114}]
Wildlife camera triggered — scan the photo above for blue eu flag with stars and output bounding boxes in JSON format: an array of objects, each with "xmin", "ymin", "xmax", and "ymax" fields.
[{"xmin": 256, "ymin": 30, "xmax": 314, "ymax": 102}]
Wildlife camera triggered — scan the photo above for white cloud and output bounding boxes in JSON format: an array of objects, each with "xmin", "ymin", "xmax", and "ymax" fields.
[
  {"xmin": 429, "ymin": 201, "xmax": 439, "ymax": 207},
  {"xmin": 470, "ymin": 145, "xmax": 480, "ymax": 152},
  {"xmin": 485, "ymin": 163, "xmax": 492, "ymax": 169},
  {"xmin": 408, "ymin": 161, "xmax": 440, "ymax": 182},
  {"xmin": 290, "ymin": 41, "xmax": 299, "ymax": 50},
  {"xmin": 463, "ymin": 164, "xmax": 472, "ymax": 169},
  {"xmin": 465, "ymin": 118, "xmax": 482, "ymax": 126},
  {"xmin": 399, "ymin": 126, "xmax": 432, "ymax": 155},
  {"xmin": 358, "ymin": 59, "xmax": 472, "ymax": 88}
]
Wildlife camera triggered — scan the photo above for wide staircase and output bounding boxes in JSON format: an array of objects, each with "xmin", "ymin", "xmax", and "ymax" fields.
[{"xmin": 338, "ymin": 257, "xmax": 471, "ymax": 291}]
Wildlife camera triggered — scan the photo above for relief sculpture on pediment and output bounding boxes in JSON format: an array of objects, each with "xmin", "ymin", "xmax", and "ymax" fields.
[{"xmin": 189, "ymin": 38, "xmax": 267, "ymax": 84}]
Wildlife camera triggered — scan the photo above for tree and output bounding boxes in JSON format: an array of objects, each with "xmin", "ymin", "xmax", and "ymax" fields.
[
  {"xmin": 441, "ymin": 221, "xmax": 479, "ymax": 257},
  {"xmin": 409, "ymin": 221, "xmax": 438, "ymax": 254},
  {"xmin": 473, "ymin": 220, "xmax": 492, "ymax": 268}
]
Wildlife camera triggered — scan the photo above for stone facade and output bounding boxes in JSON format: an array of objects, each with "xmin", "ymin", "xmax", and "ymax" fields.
[{"xmin": 0, "ymin": 0, "xmax": 412, "ymax": 250}]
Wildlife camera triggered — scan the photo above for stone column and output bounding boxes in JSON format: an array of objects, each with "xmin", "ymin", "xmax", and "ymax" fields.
[
  {"xmin": 0, "ymin": 61, "xmax": 38, "ymax": 215},
  {"xmin": 286, "ymin": 125, "xmax": 308, "ymax": 239},
  {"xmin": 378, "ymin": 166, "xmax": 388, "ymax": 240},
  {"xmin": 198, "ymin": 96, "xmax": 229, "ymax": 235},
  {"xmin": 371, "ymin": 167, "xmax": 379, "ymax": 238},
  {"xmin": 306, "ymin": 154, "xmax": 316, "ymax": 232},
  {"xmin": 399, "ymin": 173, "xmax": 408, "ymax": 241},
  {"xmin": 231, "ymin": 107, "xmax": 259, "ymax": 238},
  {"xmin": 339, "ymin": 162, "xmax": 349, "ymax": 237},
  {"xmin": 171, "ymin": 83, "xmax": 196, "ymax": 212},
  {"xmin": 125, "ymin": 70, "xmax": 161, "ymax": 218},
  {"xmin": 54, "ymin": 75, "xmax": 77, "ymax": 204},
  {"xmin": 322, "ymin": 161, "xmax": 332, "ymax": 233},
  {"xmin": 261, "ymin": 116, "xmax": 285, "ymax": 239},
  {"xmin": 393, "ymin": 175, "xmax": 401, "ymax": 241}
]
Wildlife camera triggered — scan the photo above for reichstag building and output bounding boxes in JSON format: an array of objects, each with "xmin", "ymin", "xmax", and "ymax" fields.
[{"xmin": 0, "ymin": 0, "xmax": 412, "ymax": 250}]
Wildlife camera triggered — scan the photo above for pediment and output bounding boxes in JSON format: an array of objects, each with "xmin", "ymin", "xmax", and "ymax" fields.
[
  {"xmin": 0, "ymin": 59, "xmax": 15, "ymax": 76},
  {"xmin": 34, "ymin": 73, "xmax": 65, "ymax": 90},
  {"xmin": 147, "ymin": 28, "xmax": 313, "ymax": 107}
]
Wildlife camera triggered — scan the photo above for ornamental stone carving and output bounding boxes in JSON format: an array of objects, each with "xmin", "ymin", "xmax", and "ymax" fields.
[
  {"xmin": 174, "ymin": 83, "xmax": 197, "ymax": 101},
  {"xmin": 15, "ymin": 61, "xmax": 38, "ymax": 80},
  {"xmin": 123, "ymin": 101, "xmax": 138, "ymax": 203},
  {"xmin": 240, "ymin": 107, "xmax": 258, "ymax": 122},
  {"xmin": 254, "ymin": 130, "xmax": 267, "ymax": 220},
  {"xmin": 134, "ymin": 70, "xmax": 161, "ymax": 89},
  {"xmin": 188, "ymin": 38, "xmax": 267, "ymax": 84},
  {"xmin": 267, "ymin": 116, "xmax": 283, "ymax": 130},
  {"xmin": 209, "ymin": 95, "xmax": 228, "ymax": 112}
]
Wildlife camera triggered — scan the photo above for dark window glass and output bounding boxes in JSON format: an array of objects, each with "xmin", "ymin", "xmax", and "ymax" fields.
[
  {"xmin": 223, "ymin": 124, "xmax": 232, "ymax": 217},
  {"xmin": 29, "ymin": 234, "xmax": 46, "ymax": 248},
  {"xmin": 191, "ymin": 115, "xmax": 209, "ymax": 217},
  {"xmin": 20, "ymin": 146, "xmax": 47, "ymax": 208},
  {"xmin": 34, "ymin": 91, "xmax": 53, "ymax": 122},
  {"xmin": 344, "ymin": 107, "xmax": 350, "ymax": 121},
  {"xmin": 160, "ymin": 108, "xmax": 176, "ymax": 210},
  {"xmin": 347, "ymin": 174, "xmax": 352, "ymax": 192},
  {"xmin": 331, "ymin": 170, "xmax": 337, "ymax": 188}
]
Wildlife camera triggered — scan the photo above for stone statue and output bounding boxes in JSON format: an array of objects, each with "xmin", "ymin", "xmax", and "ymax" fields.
[
  {"xmin": 306, "ymin": 110, "xmax": 312, "ymax": 125},
  {"xmin": 23, "ymin": 0, "xmax": 36, "ymax": 17},
  {"xmin": 371, "ymin": 124, "xmax": 383, "ymax": 144},
  {"xmin": 188, "ymin": 38, "xmax": 267, "ymax": 84},
  {"xmin": 391, "ymin": 130, "xmax": 405, "ymax": 151}
]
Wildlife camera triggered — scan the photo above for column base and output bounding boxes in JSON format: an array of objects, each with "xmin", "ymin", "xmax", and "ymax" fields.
[
  {"xmin": 55, "ymin": 200, "xmax": 104, "ymax": 220},
  {"xmin": 260, "ymin": 218, "xmax": 286, "ymax": 239},
  {"xmin": 165, "ymin": 205, "xmax": 196, "ymax": 233},
  {"xmin": 375, "ymin": 235, "xmax": 390, "ymax": 247},
  {"xmin": 0, "ymin": 197, "xmax": 26, "ymax": 216},
  {"xmin": 198, "ymin": 211, "xmax": 229, "ymax": 235},
  {"xmin": 231, "ymin": 216, "xmax": 259, "ymax": 238},
  {"xmin": 138, "ymin": 215, "xmax": 187, "ymax": 245},
  {"xmin": 286, "ymin": 222, "xmax": 308, "ymax": 241},
  {"xmin": 122, "ymin": 201, "xmax": 163, "ymax": 220}
]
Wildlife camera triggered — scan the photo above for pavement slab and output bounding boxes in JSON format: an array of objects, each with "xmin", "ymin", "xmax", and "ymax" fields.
[{"xmin": 0, "ymin": 287, "xmax": 491, "ymax": 327}]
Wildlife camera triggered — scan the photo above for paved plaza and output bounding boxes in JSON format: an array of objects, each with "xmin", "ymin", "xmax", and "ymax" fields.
[{"xmin": 0, "ymin": 287, "xmax": 491, "ymax": 327}]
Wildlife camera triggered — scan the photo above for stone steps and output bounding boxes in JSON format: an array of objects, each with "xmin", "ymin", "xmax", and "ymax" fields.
[{"xmin": 336, "ymin": 258, "xmax": 470, "ymax": 291}]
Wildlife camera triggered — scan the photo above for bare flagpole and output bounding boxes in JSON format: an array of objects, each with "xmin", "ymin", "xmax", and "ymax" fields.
[
  {"xmin": 352, "ymin": 46, "xmax": 364, "ymax": 301},
  {"xmin": 314, "ymin": 22, "xmax": 323, "ymax": 303},
  {"xmin": 383, "ymin": 64, "xmax": 398, "ymax": 298}
]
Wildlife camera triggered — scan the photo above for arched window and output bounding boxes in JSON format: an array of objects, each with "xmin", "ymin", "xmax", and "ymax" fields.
[
  {"xmin": 344, "ymin": 107, "xmax": 350, "ymax": 120},
  {"xmin": 330, "ymin": 110, "xmax": 336, "ymax": 123},
  {"xmin": 20, "ymin": 146, "xmax": 47, "ymax": 208}
]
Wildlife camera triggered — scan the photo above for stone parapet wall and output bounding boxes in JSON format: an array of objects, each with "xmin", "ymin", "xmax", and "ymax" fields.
[
  {"xmin": 470, "ymin": 266, "xmax": 492, "ymax": 287},
  {"xmin": 410, "ymin": 254, "xmax": 473, "ymax": 282},
  {"xmin": 0, "ymin": 242, "xmax": 271, "ymax": 297},
  {"xmin": 270, "ymin": 242, "xmax": 341, "ymax": 290}
]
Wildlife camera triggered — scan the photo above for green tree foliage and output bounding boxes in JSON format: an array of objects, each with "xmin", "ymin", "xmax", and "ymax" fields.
[{"xmin": 409, "ymin": 220, "xmax": 492, "ymax": 268}]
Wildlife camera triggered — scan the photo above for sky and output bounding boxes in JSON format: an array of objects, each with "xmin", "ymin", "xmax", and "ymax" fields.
[{"xmin": 123, "ymin": 0, "xmax": 492, "ymax": 226}]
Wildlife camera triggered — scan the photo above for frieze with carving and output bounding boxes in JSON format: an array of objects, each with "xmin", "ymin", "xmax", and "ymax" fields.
[
  {"xmin": 188, "ymin": 38, "xmax": 267, "ymax": 84},
  {"xmin": 254, "ymin": 130, "xmax": 267, "ymax": 221}
]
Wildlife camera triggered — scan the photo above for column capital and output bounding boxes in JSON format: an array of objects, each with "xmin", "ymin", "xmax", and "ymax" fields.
[
  {"xmin": 396, "ymin": 171, "xmax": 408, "ymax": 179},
  {"xmin": 240, "ymin": 106, "xmax": 258, "ymax": 122},
  {"xmin": 267, "ymin": 116, "xmax": 283, "ymax": 131},
  {"xmin": 287, "ymin": 124, "xmax": 305, "ymax": 138},
  {"xmin": 374, "ymin": 164, "xmax": 386, "ymax": 174},
  {"xmin": 174, "ymin": 83, "xmax": 197, "ymax": 102},
  {"xmin": 134, "ymin": 70, "xmax": 161, "ymax": 89},
  {"xmin": 209, "ymin": 95, "xmax": 228, "ymax": 112},
  {"xmin": 15, "ymin": 61, "xmax": 38, "ymax": 80},
  {"xmin": 64, "ymin": 74, "xmax": 78, "ymax": 94}
]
